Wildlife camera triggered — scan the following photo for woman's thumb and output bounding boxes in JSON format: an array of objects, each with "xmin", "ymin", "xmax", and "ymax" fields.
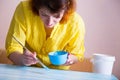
[{"xmin": 33, "ymin": 52, "xmax": 37, "ymax": 58}]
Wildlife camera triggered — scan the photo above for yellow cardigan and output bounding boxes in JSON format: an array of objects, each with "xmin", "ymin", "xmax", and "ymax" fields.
[{"xmin": 5, "ymin": 1, "xmax": 85, "ymax": 69}]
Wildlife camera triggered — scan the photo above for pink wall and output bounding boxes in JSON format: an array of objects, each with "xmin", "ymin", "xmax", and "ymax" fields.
[
  {"xmin": 0, "ymin": 0, "xmax": 20, "ymax": 49},
  {"xmin": 0, "ymin": 0, "xmax": 120, "ymax": 79},
  {"xmin": 77, "ymin": 0, "xmax": 120, "ymax": 79}
]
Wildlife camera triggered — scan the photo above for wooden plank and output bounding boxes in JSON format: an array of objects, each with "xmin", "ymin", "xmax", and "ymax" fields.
[
  {"xmin": 70, "ymin": 58, "xmax": 92, "ymax": 72},
  {"xmin": 0, "ymin": 49, "xmax": 13, "ymax": 64}
]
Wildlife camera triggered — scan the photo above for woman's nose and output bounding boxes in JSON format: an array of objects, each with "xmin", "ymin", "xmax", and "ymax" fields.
[{"xmin": 47, "ymin": 16, "xmax": 54, "ymax": 25}]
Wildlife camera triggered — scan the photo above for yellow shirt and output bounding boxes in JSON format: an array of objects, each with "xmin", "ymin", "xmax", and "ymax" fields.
[{"xmin": 5, "ymin": 1, "xmax": 85, "ymax": 69}]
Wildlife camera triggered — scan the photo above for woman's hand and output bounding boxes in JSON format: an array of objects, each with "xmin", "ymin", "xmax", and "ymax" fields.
[
  {"xmin": 9, "ymin": 50, "xmax": 38, "ymax": 66},
  {"xmin": 21, "ymin": 49, "xmax": 38, "ymax": 66},
  {"xmin": 64, "ymin": 53, "xmax": 78, "ymax": 65}
]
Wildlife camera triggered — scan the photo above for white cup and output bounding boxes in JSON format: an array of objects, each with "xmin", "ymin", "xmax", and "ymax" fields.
[{"xmin": 91, "ymin": 53, "xmax": 115, "ymax": 75}]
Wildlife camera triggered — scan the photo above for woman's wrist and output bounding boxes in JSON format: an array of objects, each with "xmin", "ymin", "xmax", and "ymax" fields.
[{"xmin": 8, "ymin": 52, "xmax": 24, "ymax": 66}]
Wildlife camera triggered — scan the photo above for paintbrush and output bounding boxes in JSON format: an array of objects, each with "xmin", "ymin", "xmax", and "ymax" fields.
[{"xmin": 12, "ymin": 35, "xmax": 49, "ymax": 70}]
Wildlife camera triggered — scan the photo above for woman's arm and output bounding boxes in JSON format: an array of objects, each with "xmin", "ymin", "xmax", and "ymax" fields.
[{"xmin": 8, "ymin": 50, "xmax": 37, "ymax": 66}]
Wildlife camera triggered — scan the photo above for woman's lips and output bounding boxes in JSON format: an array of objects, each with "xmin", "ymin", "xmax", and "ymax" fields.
[{"xmin": 45, "ymin": 24, "xmax": 53, "ymax": 27}]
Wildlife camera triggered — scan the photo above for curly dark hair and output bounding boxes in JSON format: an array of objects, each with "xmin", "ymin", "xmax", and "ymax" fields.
[{"xmin": 30, "ymin": 0, "xmax": 76, "ymax": 24}]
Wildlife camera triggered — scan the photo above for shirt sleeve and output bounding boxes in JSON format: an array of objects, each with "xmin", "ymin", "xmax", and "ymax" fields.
[
  {"xmin": 65, "ymin": 13, "xmax": 85, "ymax": 61},
  {"xmin": 5, "ymin": 2, "xmax": 26, "ymax": 56}
]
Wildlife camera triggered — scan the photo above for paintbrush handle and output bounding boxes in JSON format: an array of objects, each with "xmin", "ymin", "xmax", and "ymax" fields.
[
  {"xmin": 13, "ymin": 36, "xmax": 28, "ymax": 50},
  {"xmin": 36, "ymin": 58, "xmax": 49, "ymax": 70},
  {"xmin": 12, "ymin": 35, "xmax": 49, "ymax": 70}
]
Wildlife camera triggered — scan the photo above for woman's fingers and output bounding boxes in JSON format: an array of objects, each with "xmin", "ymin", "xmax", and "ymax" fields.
[
  {"xmin": 22, "ymin": 50, "xmax": 37, "ymax": 66},
  {"xmin": 24, "ymin": 49, "xmax": 33, "ymax": 56},
  {"xmin": 67, "ymin": 58, "xmax": 74, "ymax": 64},
  {"xmin": 22, "ymin": 58, "xmax": 37, "ymax": 66},
  {"xmin": 64, "ymin": 58, "xmax": 74, "ymax": 66},
  {"xmin": 64, "ymin": 53, "xmax": 78, "ymax": 65}
]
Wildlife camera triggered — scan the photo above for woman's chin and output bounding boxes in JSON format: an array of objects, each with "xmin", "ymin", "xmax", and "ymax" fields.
[{"xmin": 45, "ymin": 25, "xmax": 54, "ymax": 28}]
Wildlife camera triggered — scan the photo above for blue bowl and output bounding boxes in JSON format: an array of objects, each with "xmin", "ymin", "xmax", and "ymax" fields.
[{"xmin": 48, "ymin": 51, "xmax": 68, "ymax": 65}]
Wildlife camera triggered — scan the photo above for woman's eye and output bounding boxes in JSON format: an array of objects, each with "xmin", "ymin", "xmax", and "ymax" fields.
[
  {"xmin": 41, "ymin": 14, "xmax": 48, "ymax": 17},
  {"xmin": 54, "ymin": 15, "xmax": 61, "ymax": 18}
]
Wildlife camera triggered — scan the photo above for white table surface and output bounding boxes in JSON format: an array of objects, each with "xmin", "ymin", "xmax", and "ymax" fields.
[{"xmin": 0, "ymin": 64, "xmax": 118, "ymax": 80}]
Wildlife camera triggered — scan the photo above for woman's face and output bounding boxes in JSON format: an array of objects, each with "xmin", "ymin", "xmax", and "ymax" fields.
[{"xmin": 39, "ymin": 7, "xmax": 65, "ymax": 28}]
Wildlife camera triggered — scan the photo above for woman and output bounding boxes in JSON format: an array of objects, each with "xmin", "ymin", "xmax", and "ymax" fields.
[{"xmin": 5, "ymin": 0, "xmax": 85, "ymax": 70}]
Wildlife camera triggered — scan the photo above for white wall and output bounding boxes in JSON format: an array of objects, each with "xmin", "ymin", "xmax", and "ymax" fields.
[{"xmin": 0, "ymin": 0, "xmax": 120, "ymax": 79}]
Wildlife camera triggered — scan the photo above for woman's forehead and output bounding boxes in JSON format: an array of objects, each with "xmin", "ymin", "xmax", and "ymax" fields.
[
  {"xmin": 39, "ymin": 7, "xmax": 65, "ymax": 15},
  {"xmin": 39, "ymin": 7, "xmax": 50, "ymax": 13}
]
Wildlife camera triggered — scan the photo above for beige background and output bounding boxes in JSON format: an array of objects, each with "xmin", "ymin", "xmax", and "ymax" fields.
[{"xmin": 0, "ymin": 0, "xmax": 120, "ymax": 79}]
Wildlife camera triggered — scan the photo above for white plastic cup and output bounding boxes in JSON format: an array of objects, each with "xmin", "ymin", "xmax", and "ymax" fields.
[{"xmin": 92, "ymin": 53, "xmax": 115, "ymax": 75}]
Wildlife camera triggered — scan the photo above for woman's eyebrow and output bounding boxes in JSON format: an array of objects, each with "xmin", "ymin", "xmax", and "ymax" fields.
[{"xmin": 39, "ymin": 10, "xmax": 44, "ymax": 14}]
